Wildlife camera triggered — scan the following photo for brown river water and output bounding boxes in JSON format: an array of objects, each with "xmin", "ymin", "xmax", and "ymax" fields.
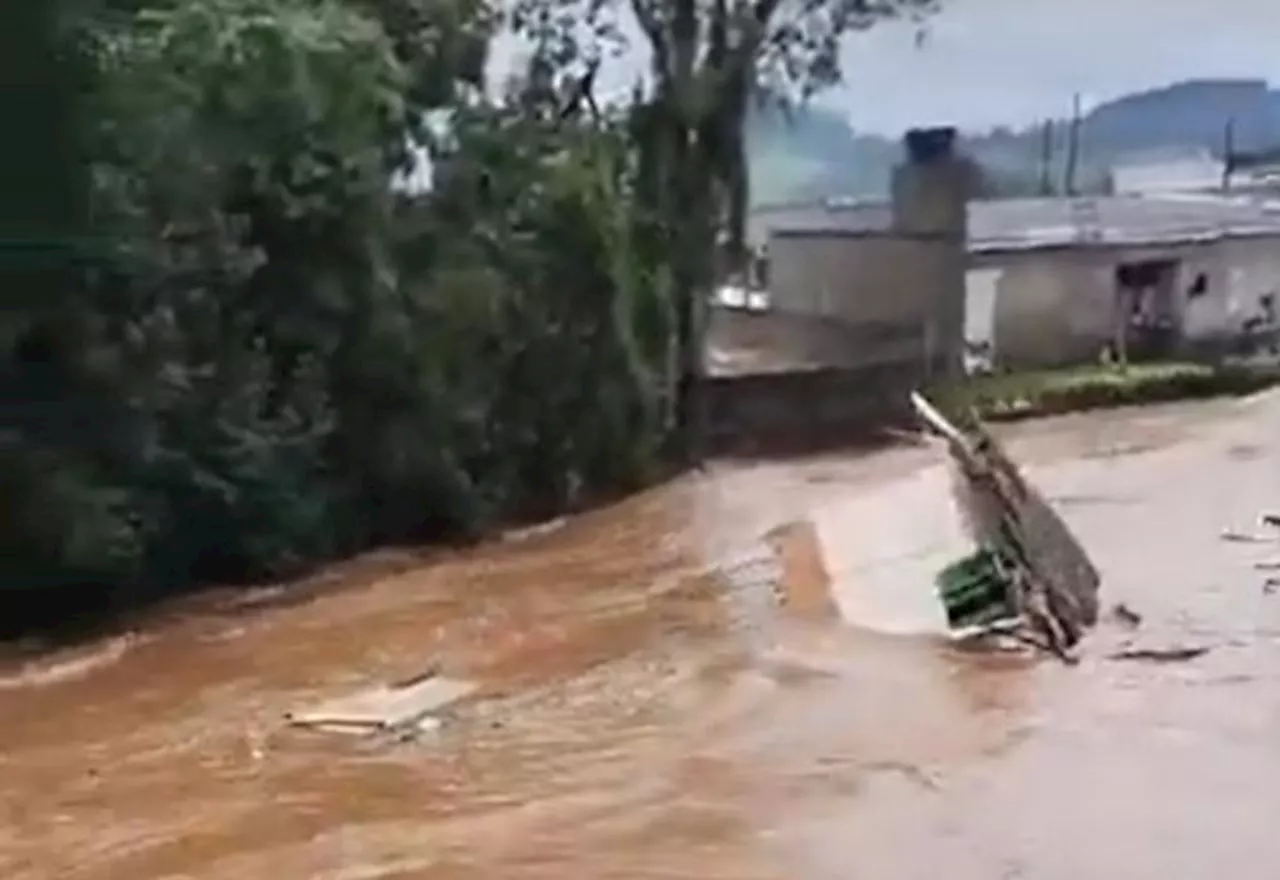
[{"xmin": 4, "ymin": 396, "xmax": 1280, "ymax": 879}]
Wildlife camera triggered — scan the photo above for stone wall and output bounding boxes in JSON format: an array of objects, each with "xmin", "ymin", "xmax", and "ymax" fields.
[
  {"xmin": 706, "ymin": 302, "xmax": 933, "ymax": 375},
  {"xmin": 705, "ymin": 360, "xmax": 937, "ymax": 456}
]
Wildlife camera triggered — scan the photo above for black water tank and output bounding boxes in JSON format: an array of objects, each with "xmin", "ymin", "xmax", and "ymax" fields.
[{"xmin": 904, "ymin": 127, "xmax": 956, "ymax": 164}]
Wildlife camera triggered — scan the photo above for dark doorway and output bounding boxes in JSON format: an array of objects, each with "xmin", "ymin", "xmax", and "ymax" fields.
[{"xmin": 1113, "ymin": 259, "xmax": 1180, "ymax": 362}]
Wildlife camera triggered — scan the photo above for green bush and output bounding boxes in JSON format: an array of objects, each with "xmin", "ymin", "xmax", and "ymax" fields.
[{"xmin": 943, "ymin": 363, "xmax": 1278, "ymax": 422}]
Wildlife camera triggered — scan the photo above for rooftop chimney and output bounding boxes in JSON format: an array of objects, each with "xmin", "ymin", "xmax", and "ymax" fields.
[
  {"xmin": 904, "ymin": 126, "xmax": 957, "ymax": 165},
  {"xmin": 892, "ymin": 126, "xmax": 968, "ymax": 237},
  {"xmin": 890, "ymin": 126, "xmax": 968, "ymax": 382}
]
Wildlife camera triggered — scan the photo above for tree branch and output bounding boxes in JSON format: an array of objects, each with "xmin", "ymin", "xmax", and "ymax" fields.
[
  {"xmin": 629, "ymin": 0, "xmax": 669, "ymax": 80},
  {"xmin": 557, "ymin": 57, "xmax": 601, "ymax": 121}
]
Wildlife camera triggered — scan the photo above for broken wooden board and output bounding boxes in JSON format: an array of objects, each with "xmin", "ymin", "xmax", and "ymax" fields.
[
  {"xmin": 910, "ymin": 391, "xmax": 968, "ymax": 448},
  {"xmin": 286, "ymin": 674, "xmax": 478, "ymax": 735}
]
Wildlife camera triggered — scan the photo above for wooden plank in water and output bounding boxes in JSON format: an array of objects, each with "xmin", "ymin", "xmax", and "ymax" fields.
[
  {"xmin": 910, "ymin": 391, "xmax": 968, "ymax": 448},
  {"xmin": 286, "ymin": 675, "xmax": 478, "ymax": 733}
]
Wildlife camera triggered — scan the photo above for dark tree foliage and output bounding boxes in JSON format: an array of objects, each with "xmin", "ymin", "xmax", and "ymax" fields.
[{"xmin": 1, "ymin": 0, "xmax": 922, "ymax": 639}]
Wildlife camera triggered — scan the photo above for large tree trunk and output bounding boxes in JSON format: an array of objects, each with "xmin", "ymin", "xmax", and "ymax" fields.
[
  {"xmin": 630, "ymin": 0, "xmax": 766, "ymax": 466},
  {"xmin": 671, "ymin": 209, "xmax": 715, "ymax": 466}
]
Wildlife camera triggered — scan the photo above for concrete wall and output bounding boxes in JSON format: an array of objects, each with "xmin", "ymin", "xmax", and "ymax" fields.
[
  {"xmin": 1219, "ymin": 237, "xmax": 1280, "ymax": 330},
  {"xmin": 705, "ymin": 306, "xmax": 887, "ymax": 374},
  {"xmin": 974, "ymin": 236, "xmax": 1280, "ymax": 369},
  {"xmin": 1111, "ymin": 157, "xmax": 1225, "ymax": 194},
  {"xmin": 766, "ymin": 233, "xmax": 959, "ymax": 369},
  {"xmin": 975, "ymin": 248, "xmax": 1120, "ymax": 367},
  {"xmin": 964, "ymin": 267, "xmax": 1001, "ymax": 368}
]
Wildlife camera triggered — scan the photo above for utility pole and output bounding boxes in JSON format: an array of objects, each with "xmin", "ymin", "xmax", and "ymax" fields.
[
  {"xmin": 1221, "ymin": 117, "xmax": 1235, "ymax": 192},
  {"xmin": 1063, "ymin": 93, "xmax": 1082, "ymax": 196},
  {"xmin": 1038, "ymin": 119, "xmax": 1054, "ymax": 195}
]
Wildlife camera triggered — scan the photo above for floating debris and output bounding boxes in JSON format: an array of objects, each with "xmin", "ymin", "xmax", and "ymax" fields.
[
  {"xmin": 1224, "ymin": 515, "xmax": 1280, "ymax": 592},
  {"xmin": 1109, "ymin": 645, "xmax": 1210, "ymax": 664},
  {"xmin": 912, "ymin": 392, "xmax": 1101, "ymax": 661},
  {"xmin": 1110, "ymin": 603, "xmax": 1143, "ymax": 629},
  {"xmin": 286, "ymin": 672, "xmax": 477, "ymax": 738},
  {"xmin": 501, "ymin": 517, "xmax": 568, "ymax": 544},
  {"xmin": 1220, "ymin": 529, "xmax": 1278, "ymax": 544}
]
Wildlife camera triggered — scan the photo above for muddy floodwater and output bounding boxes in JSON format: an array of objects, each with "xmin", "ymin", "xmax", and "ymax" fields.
[{"xmin": 4, "ymin": 396, "xmax": 1280, "ymax": 879}]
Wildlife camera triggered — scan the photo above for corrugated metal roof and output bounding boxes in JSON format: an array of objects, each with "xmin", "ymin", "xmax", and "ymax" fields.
[
  {"xmin": 970, "ymin": 194, "xmax": 1280, "ymax": 252},
  {"xmin": 1110, "ymin": 145, "xmax": 1217, "ymax": 166},
  {"xmin": 748, "ymin": 200, "xmax": 892, "ymax": 247},
  {"xmin": 753, "ymin": 193, "xmax": 1280, "ymax": 254}
]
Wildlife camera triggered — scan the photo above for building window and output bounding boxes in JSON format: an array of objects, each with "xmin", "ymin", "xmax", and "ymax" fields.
[{"xmin": 1188, "ymin": 272, "xmax": 1208, "ymax": 299}]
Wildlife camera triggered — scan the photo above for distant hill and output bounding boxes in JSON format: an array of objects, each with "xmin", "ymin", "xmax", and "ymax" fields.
[{"xmin": 749, "ymin": 78, "xmax": 1280, "ymax": 204}]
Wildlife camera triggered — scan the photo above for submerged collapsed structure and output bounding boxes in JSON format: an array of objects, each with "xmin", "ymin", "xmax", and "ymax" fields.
[{"xmin": 912, "ymin": 393, "xmax": 1101, "ymax": 659}]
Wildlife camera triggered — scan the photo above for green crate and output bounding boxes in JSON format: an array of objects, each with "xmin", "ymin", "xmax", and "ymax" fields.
[{"xmin": 935, "ymin": 547, "xmax": 1016, "ymax": 630}]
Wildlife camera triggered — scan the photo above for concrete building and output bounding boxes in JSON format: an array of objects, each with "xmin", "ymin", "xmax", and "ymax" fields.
[
  {"xmin": 970, "ymin": 193, "xmax": 1280, "ymax": 367},
  {"xmin": 1225, "ymin": 149, "xmax": 1280, "ymax": 195},
  {"xmin": 755, "ymin": 189, "xmax": 1280, "ymax": 371},
  {"xmin": 717, "ymin": 127, "xmax": 971, "ymax": 379},
  {"xmin": 703, "ymin": 128, "xmax": 973, "ymax": 452},
  {"xmin": 1109, "ymin": 147, "xmax": 1225, "ymax": 195}
]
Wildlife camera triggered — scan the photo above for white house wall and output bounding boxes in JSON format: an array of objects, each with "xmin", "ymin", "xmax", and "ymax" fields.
[
  {"xmin": 1170, "ymin": 237, "xmax": 1280, "ymax": 343},
  {"xmin": 963, "ymin": 267, "xmax": 1001, "ymax": 368},
  {"xmin": 1219, "ymin": 237, "xmax": 1280, "ymax": 332},
  {"xmin": 979, "ymin": 251, "xmax": 1112, "ymax": 367},
  {"xmin": 974, "ymin": 240, "xmax": 1231, "ymax": 369},
  {"xmin": 1111, "ymin": 158, "xmax": 1225, "ymax": 195},
  {"xmin": 1178, "ymin": 245, "xmax": 1230, "ymax": 340}
]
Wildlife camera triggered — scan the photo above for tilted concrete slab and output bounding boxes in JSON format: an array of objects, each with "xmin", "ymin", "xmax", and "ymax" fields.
[{"xmin": 810, "ymin": 464, "xmax": 968, "ymax": 637}]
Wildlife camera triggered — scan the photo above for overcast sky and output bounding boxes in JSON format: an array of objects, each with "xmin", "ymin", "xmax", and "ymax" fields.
[
  {"xmin": 494, "ymin": 0, "xmax": 1280, "ymax": 135},
  {"xmin": 832, "ymin": 0, "xmax": 1280, "ymax": 133}
]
